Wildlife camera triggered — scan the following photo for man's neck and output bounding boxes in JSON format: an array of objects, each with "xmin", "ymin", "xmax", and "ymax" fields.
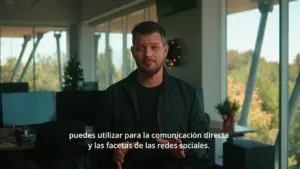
[{"xmin": 137, "ymin": 68, "xmax": 163, "ymax": 88}]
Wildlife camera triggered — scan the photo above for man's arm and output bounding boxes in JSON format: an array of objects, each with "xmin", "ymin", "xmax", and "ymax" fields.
[
  {"xmin": 181, "ymin": 87, "xmax": 209, "ymax": 164},
  {"xmin": 157, "ymin": 87, "xmax": 209, "ymax": 164},
  {"xmin": 94, "ymin": 88, "xmax": 135, "ymax": 169}
]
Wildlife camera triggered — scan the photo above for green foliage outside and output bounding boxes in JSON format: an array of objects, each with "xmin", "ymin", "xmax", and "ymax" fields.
[
  {"xmin": 0, "ymin": 55, "xmax": 65, "ymax": 91},
  {"xmin": 0, "ymin": 46, "xmax": 133, "ymax": 92},
  {"xmin": 227, "ymin": 50, "xmax": 300, "ymax": 168},
  {"xmin": 96, "ymin": 47, "xmax": 135, "ymax": 89}
]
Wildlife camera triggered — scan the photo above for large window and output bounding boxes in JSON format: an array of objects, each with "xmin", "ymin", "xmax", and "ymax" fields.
[
  {"xmin": 109, "ymin": 17, "xmax": 124, "ymax": 84},
  {"xmin": 0, "ymin": 27, "xmax": 34, "ymax": 86},
  {"xmin": 0, "ymin": 26, "xmax": 67, "ymax": 91},
  {"xmin": 288, "ymin": 1, "xmax": 300, "ymax": 168},
  {"xmin": 94, "ymin": 23, "xmax": 107, "ymax": 90},
  {"xmin": 227, "ymin": 0, "xmax": 299, "ymax": 168},
  {"xmin": 94, "ymin": 4, "xmax": 158, "ymax": 90},
  {"xmin": 34, "ymin": 27, "xmax": 67, "ymax": 91},
  {"xmin": 127, "ymin": 9, "xmax": 145, "ymax": 73},
  {"xmin": 227, "ymin": 0, "xmax": 280, "ymax": 144}
]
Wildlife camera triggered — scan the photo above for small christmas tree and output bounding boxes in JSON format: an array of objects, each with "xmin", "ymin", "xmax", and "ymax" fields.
[{"xmin": 62, "ymin": 55, "xmax": 85, "ymax": 91}]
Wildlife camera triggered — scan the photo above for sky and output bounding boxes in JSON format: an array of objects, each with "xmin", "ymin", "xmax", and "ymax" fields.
[
  {"xmin": 0, "ymin": 31, "xmax": 68, "ymax": 65},
  {"xmin": 0, "ymin": 1, "xmax": 299, "ymax": 69},
  {"xmin": 227, "ymin": 0, "xmax": 300, "ymax": 64}
]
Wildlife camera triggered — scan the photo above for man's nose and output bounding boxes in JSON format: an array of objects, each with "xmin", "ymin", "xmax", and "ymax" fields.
[{"xmin": 145, "ymin": 47, "xmax": 153, "ymax": 57}]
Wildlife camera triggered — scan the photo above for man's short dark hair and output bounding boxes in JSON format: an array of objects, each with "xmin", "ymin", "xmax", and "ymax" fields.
[{"xmin": 131, "ymin": 21, "xmax": 167, "ymax": 44}]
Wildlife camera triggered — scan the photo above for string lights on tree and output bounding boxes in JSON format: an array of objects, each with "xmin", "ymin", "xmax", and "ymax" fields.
[
  {"xmin": 62, "ymin": 55, "xmax": 85, "ymax": 91},
  {"xmin": 166, "ymin": 38, "xmax": 182, "ymax": 68}
]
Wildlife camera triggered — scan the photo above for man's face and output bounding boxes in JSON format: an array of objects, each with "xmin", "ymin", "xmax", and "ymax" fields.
[{"xmin": 131, "ymin": 32, "xmax": 168, "ymax": 77}]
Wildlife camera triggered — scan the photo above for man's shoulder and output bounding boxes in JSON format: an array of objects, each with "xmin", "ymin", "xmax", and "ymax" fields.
[
  {"xmin": 169, "ymin": 75, "xmax": 197, "ymax": 93},
  {"xmin": 103, "ymin": 77, "xmax": 132, "ymax": 94},
  {"xmin": 104, "ymin": 74, "xmax": 197, "ymax": 94},
  {"xmin": 104, "ymin": 80, "xmax": 125, "ymax": 93}
]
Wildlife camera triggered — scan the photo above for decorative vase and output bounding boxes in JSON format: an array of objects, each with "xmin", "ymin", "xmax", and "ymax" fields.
[{"xmin": 223, "ymin": 116, "xmax": 235, "ymax": 133}]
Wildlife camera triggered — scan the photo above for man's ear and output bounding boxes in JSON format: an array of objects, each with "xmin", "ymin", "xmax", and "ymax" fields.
[
  {"xmin": 131, "ymin": 46, "xmax": 134, "ymax": 58},
  {"xmin": 164, "ymin": 43, "xmax": 169, "ymax": 57}
]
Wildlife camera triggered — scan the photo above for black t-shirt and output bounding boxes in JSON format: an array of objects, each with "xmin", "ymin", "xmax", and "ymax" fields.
[
  {"xmin": 137, "ymin": 82, "xmax": 163, "ymax": 135},
  {"xmin": 135, "ymin": 82, "xmax": 164, "ymax": 167}
]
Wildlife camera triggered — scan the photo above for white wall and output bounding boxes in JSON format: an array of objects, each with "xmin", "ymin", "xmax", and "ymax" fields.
[
  {"xmin": 78, "ymin": 23, "xmax": 96, "ymax": 82},
  {"xmin": 0, "ymin": 0, "xmax": 80, "ymax": 25},
  {"xmin": 202, "ymin": 0, "xmax": 227, "ymax": 162},
  {"xmin": 158, "ymin": 0, "xmax": 227, "ymax": 162},
  {"xmin": 202, "ymin": 0, "xmax": 227, "ymax": 121},
  {"xmin": 66, "ymin": 23, "xmax": 96, "ymax": 82},
  {"xmin": 158, "ymin": 3, "xmax": 203, "ymax": 88},
  {"xmin": 158, "ymin": 0, "xmax": 226, "ymax": 121}
]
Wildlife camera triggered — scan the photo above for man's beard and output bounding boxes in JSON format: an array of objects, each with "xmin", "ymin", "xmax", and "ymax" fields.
[{"xmin": 136, "ymin": 61, "xmax": 163, "ymax": 77}]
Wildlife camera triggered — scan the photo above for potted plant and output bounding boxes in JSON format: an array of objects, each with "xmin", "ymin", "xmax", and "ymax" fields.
[{"xmin": 215, "ymin": 97, "xmax": 240, "ymax": 132}]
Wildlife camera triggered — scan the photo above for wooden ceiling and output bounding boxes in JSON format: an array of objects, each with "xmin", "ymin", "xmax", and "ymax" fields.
[
  {"xmin": 93, "ymin": 0, "xmax": 281, "ymax": 33},
  {"xmin": 227, "ymin": 0, "xmax": 259, "ymax": 14},
  {"xmin": 0, "ymin": 0, "xmax": 282, "ymax": 37},
  {"xmin": 227, "ymin": 0, "xmax": 280, "ymax": 14}
]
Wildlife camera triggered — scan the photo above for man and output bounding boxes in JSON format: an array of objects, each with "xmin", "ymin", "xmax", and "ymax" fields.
[{"xmin": 97, "ymin": 21, "xmax": 208, "ymax": 169}]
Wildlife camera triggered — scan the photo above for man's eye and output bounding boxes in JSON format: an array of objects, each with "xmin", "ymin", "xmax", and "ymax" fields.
[{"xmin": 152, "ymin": 46, "xmax": 159, "ymax": 49}]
